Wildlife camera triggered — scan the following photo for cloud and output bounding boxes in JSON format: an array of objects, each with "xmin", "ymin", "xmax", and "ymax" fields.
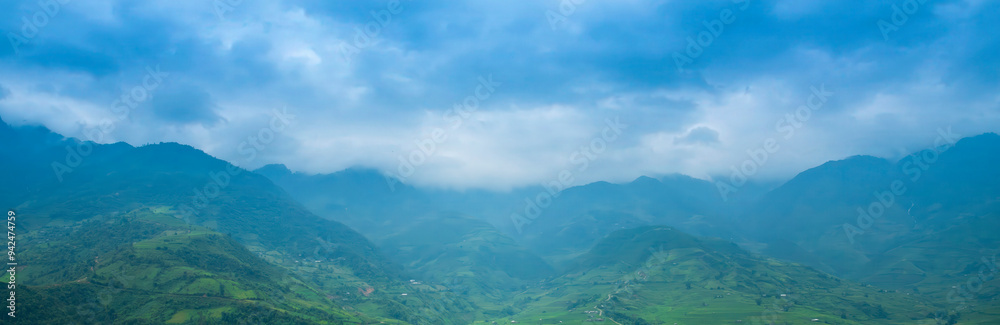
[
  {"xmin": 674, "ymin": 126, "xmax": 720, "ymax": 146},
  {"xmin": 146, "ymin": 84, "xmax": 223, "ymax": 127},
  {"xmin": 0, "ymin": 0, "xmax": 997, "ymax": 189}
]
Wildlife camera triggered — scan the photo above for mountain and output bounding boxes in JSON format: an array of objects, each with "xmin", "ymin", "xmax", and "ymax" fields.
[
  {"xmin": 253, "ymin": 164, "xmax": 739, "ymax": 308},
  {"xmin": 0, "ymin": 119, "xmax": 475, "ymax": 324},
  {"xmin": 494, "ymin": 226, "xmax": 943, "ymax": 324},
  {"xmin": 7, "ymin": 112, "xmax": 1000, "ymax": 324},
  {"xmin": 257, "ymin": 164, "xmax": 738, "ymax": 261},
  {"xmin": 17, "ymin": 208, "xmax": 369, "ymax": 324},
  {"xmin": 377, "ymin": 214, "xmax": 556, "ymax": 318},
  {"xmin": 511, "ymin": 174, "xmax": 737, "ymax": 263},
  {"xmin": 18, "ymin": 141, "xmax": 396, "ymax": 282},
  {"xmin": 734, "ymin": 155, "xmax": 899, "ymax": 274},
  {"xmin": 736, "ymin": 133, "xmax": 1000, "ymax": 323},
  {"xmin": 254, "ymin": 164, "xmax": 438, "ymax": 238},
  {"xmin": 258, "ymin": 131, "xmax": 1000, "ymax": 323},
  {"xmin": 256, "ymin": 165, "xmax": 557, "ymax": 318}
]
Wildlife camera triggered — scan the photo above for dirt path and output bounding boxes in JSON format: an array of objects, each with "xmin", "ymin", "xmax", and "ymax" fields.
[{"xmin": 593, "ymin": 294, "xmax": 623, "ymax": 325}]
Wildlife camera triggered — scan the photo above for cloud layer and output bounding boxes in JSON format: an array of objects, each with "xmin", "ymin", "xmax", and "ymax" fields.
[{"xmin": 1, "ymin": 0, "xmax": 998, "ymax": 190}]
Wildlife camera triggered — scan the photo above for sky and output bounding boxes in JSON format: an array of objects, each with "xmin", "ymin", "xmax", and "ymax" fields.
[{"xmin": 0, "ymin": 0, "xmax": 998, "ymax": 191}]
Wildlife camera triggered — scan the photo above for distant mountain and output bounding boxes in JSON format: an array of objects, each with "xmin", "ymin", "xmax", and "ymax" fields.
[
  {"xmin": 500, "ymin": 226, "xmax": 942, "ymax": 324},
  {"xmin": 736, "ymin": 133, "xmax": 1000, "ymax": 322},
  {"xmin": 255, "ymin": 163, "xmax": 437, "ymax": 237},
  {"xmin": 257, "ymin": 165, "xmax": 557, "ymax": 318},
  {"xmin": 734, "ymin": 155, "xmax": 898, "ymax": 274},
  {"xmin": 507, "ymin": 174, "xmax": 737, "ymax": 264},
  {"xmin": 905, "ymin": 133, "xmax": 1000, "ymax": 213},
  {"xmin": 253, "ymin": 164, "xmax": 735, "ymax": 287},
  {"xmin": 256, "ymin": 130, "xmax": 1000, "ymax": 323}
]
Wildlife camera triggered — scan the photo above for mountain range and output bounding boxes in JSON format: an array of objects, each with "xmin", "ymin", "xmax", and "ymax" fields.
[{"xmin": 2, "ymin": 115, "xmax": 998, "ymax": 324}]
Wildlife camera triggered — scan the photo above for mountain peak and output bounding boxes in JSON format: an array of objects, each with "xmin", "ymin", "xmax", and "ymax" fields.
[
  {"xmin": 256, "ymin": 163, "xmax": 293, "ymax": 176},
  {"xmin": 953, "ymin": 132, "xmax": 1000, "ymax": 148},
  {"xmin": 761, "ymin": 154, "xmax": 894, "ymax": 204},
  {"xmin": 134, "ymin": 142, "xmax": 213, "ymax": 160},
  {"xmin": 128, "ymin": 142, "xmax": 235, "ymax": 173},
  {"xmin": 796, "ymin": 155, "xmax": 892, "ymax": 178},
  {"xmin": 138, "ymin": 141, "xmax": 199, "ymax": 151},
  {"xmin": 576, "ymin": 226, "xmax": 706, "ymax": 269},
  {"xmin": 630, "ymin": 175, "xmax": 661, "ymax": 185},
  {"xmin": 838, "ymin": 154, "xmax": 889, "ymax": 164}
]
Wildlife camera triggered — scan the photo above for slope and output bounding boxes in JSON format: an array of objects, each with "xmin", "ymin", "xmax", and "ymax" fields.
[
  {"xmin": 492, "ymin": 226, "xmax": 943, "ymax": 324},
  {"xmin": 0, "ymin": 118, "xmax": 475, "ymax": 324}
]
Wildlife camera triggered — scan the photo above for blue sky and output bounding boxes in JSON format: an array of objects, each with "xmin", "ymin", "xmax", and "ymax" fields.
[{"xmin": 1, "ymin": 0, "xmax": 998, "ymax": 190}]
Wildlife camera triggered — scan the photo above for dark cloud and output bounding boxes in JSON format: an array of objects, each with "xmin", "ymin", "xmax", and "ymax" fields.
[{"xmin": 0, "ymin": 0, "xmax": 997, "ymax": 189}]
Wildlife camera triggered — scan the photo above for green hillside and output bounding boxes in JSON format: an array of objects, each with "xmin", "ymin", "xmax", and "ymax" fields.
[
  {"xmin": 0, "ymin": 122, "xmax": 475, "ymax": 324},
  {"xmin": 13, "ymin": 207, "xmax": 369, "ymax": 324},
  {"xmin": 490, "ymin": 226, "xmax": 943, "ymax": 324},
  {"xmin": 378, "ymin": 214, "xmax": 555, "ymax": 318}
]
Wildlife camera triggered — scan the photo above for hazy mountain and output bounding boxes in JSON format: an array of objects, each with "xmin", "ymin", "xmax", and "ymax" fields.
[
  {"xmin": 1, "ymin": 119, "xmax": 475, "ymax": 324},
  {"xmin": 500, "ymin": 226, "xmax": 943, "ymax": 324},
  {"xmin": 255, "ymin": 131, "xmax": 1000, "ymax": 323},
  {"xmin": 511, "ymin": 174, "xmax": 738, "ymax": 263},
  {"xmin": 737, "ymin": 133, "xmax": 1000, "ymax": 320},
  {"xmin": 6, "ymin": 113, "xmax": 1000, "ymax": 324},
  {"xmin": 258, "ymin": 165, "xmax": 739, "ymax": 262},
  {"xmin": 256, "ymin": 164, "xmax": 557, "ymax": 316}
]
